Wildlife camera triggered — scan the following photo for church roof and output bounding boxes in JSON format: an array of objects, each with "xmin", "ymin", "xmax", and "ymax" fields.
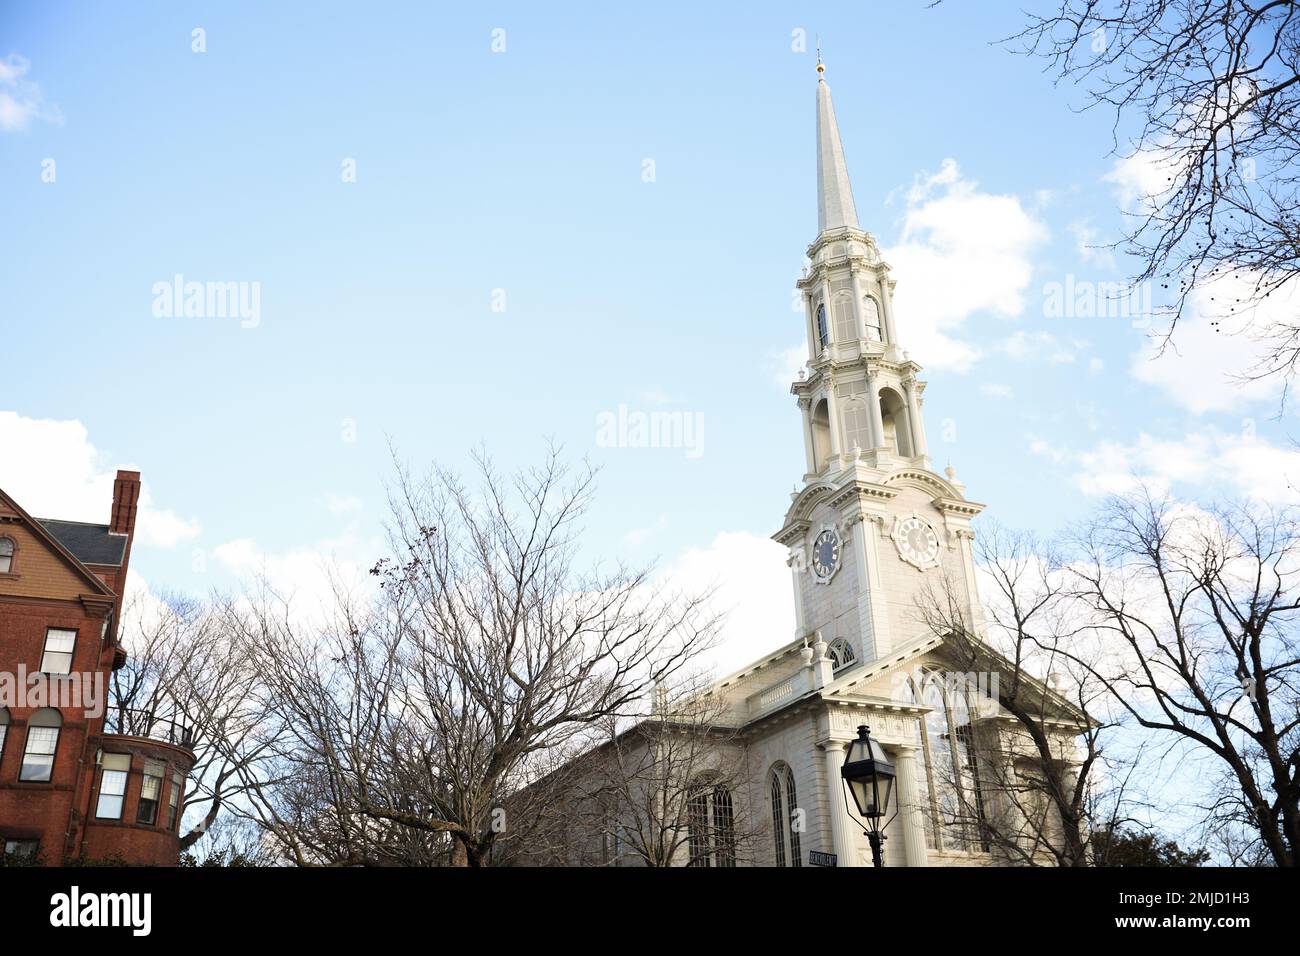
[{"xmin": 815, "ymin": 66, "xmax": 860, "ymax": 235}]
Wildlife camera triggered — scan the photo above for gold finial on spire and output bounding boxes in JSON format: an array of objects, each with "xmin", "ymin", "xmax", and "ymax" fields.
[{"xmin": 816, "ymin": 39, "xmax": 825, "ymax": 76}]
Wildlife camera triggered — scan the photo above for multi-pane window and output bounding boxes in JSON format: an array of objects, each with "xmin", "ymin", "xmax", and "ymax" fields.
[
  {"xmin": 3, "ymin": 838, "xmax": 39, "ymax": 860},
  {"xmin": 769, "ymin": 773, "xmax": 786, "ymax": 867},
  {"xmin": 39, "ymin": 628, "xmax": 76, "ymax": 675},
  {"xmin": 916, "ymin": 671, "xmax": 990, "ymax": 853},
  {"xmin": 137, "ymin": 759, "xmax": 166, "ymax": 825},
  {"xmin": 862, "ymin": 296, "xmax": 883, "ymax": 341},
  {"xmin": 827, "ymin": 638, "xmax": 856, "ymax": 671},
  {"xmin": 687, "ymin": 782, "xmax": 736, "ymax": 868},
  {"xmin": 19, "ymin": 708, "xmax": 62, "ymax": 782},
  {"xmin": 0, "ymin": 537, "xmax": 13, "ymax": 573},
  {"xmin": 167, "ymin": 777, "xmax": 182, "ymax": 830},
  {"xmin": 95, "ymin": 754, "xmax": 131, "ymax": 819},
  {"xmin": 0, "ymin": 708, "xmax": 8, "ymax": 761},
  {"xmin": 784, "ymin": 767, "xmax": 802, "ymax": 866},
  {"xmin": 816, "ymin": 304, "xmax": 829, "ymax": 351},
  {"xmin": 769, "ymin": 764, "xmax": 802, "ymax": 867}
]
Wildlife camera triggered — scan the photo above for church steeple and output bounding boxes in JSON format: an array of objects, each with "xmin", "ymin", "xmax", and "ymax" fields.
[
  {"xmin": 790, "ymin": 60, "xmax": 931, "ymax": 478},
  {"xmin": 815, "ymin": 62, "xmax": 860, "ymax": 235}
]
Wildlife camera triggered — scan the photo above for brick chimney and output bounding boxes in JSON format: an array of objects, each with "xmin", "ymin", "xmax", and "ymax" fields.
[{"xmin": 110, "ymin": 470, "xmax": 141, "ymax": 537}]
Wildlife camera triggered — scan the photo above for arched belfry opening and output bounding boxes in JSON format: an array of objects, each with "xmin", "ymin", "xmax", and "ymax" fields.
[
  {"xmin": 811, "ymin": 399, "xmax": 832, "ymax": 472},
  {"xmin": 878, "ymin": 387, "xmax": 913, "ymax": 458}
]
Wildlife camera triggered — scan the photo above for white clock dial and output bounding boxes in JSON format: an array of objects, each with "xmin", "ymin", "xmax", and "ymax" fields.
[
  {"xmin": 894, "ymin": 516, "xmax": 940, "ymax": 567},
  {"xmin": 811, "ymin": 529, "xmax": 841, "ymax": 579}
]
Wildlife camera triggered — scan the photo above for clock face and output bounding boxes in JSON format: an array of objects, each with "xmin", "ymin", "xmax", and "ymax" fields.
[
  {"xmin": 811, "ymin": 529, "xmax": 841, "ymax": 579},
  {"xmin": 894, "ymin": 516, "xmax": 940, "ymax": 568}
]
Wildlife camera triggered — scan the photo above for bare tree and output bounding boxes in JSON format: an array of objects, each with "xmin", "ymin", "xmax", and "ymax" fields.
[
  {"xmin": 511, "ymin": 678, "xmax": 756, "ymax": 867},
  {"xmin": 916, "ymin": 525, "xmax": 1130, "ymax": 866},
  {"xmin": 110, "ymin": 590, "xmax": 284, "ymax": 853},
  {"xmin": 1062, "ymin": 490, "xmax": 1300, "ymax": 866},
  {"xmin": 1006, "ymin": 1, "xmax": 1300, "ymax": 389},
  {"xmin": 236, "ymin": 448, "xmax": 719, "ymax": 867}
]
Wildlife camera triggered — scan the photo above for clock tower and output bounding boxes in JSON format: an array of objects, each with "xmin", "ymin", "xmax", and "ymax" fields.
[{"xmin": 774, "ymin": 59, "xmax": 987, "ymax": 665}]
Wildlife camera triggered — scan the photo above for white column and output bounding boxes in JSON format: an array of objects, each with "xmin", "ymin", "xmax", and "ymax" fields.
[
  {"xmin": 825, "ymin": 380, "xmax": 843, "ymax": 460},
  {"xmin": 865, "ymin": 368, "xmax": 885, "ymax": 450},
  {"xmin": 803, "ymin": 291, "xmax": 818, "ymax": 364},
  {"xmin": 799, "ymin": 398, "xmax": 816, "ymax": 475},
  {"xmin": 903, "ymin": 378, "xmax": 928, "ymax": 460},
  {"xmin": 892, "ymin": 744, "xmax": 929, "ymax": 867},
  {"xmin": 879, "ymin": 275, "xmax": 900, "ymax": 350},
  {"xmin": 789, "ymin": 554, "xmax": 807, "ymax": 636},
  {"xmin": 822, "ymin": 740, "xmax": 859, "ymax": 867}
]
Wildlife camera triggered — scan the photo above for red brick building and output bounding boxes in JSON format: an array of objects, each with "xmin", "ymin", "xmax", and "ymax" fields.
[{"xmin": 0, "ymin": 470, "xmax": 194, "ymax": 865}]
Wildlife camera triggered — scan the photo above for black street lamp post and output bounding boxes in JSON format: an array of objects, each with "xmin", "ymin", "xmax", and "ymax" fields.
[{"xmin": 839, "ymin": 723, "xmax": 897, "ymax": 868}]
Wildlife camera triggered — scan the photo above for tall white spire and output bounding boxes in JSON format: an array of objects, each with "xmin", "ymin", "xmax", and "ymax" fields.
[{"xmin": 815, "ymin": 59, "xmax": 860, "ymax": 235}]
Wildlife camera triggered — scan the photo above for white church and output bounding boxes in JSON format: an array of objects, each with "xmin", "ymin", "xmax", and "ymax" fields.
[{"xmin": 521, "ymin": 62, "xmax": 1086, "ymax": 868}]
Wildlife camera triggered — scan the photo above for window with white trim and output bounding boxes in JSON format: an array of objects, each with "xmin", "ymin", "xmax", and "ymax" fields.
[
  {"xmin": 40, "ymin": 628, "xmax": 76, "ymax": 675},
  {"xmin": 19, "ymin": 708, "xmax": 62, "ymax": 782},
  {"xmin": 827, "ymin": 638, "xmax": 856, "ymax": 671},
  {"xmin": 137, "ymin": 759, "xmax": 166, "ymax": 825},
  {"xmin": 95, "ymin": 754, "xmax": 131, "ymax": 819},
  {"xmin": 167, "ymin": 776, "xmax": 183, "ymax": 830},
  {"xmin": 687, "ymin": 781, "xmax": 736, "ymax": 867},
  {"xmin": 816, "ymin": 304, "xmax": 829, "ymax": 351},
  {"xmin": 916, "ymin": 670, "xmax": 990, "ymax": 853},
  {"xmin": 0, "ymin": 537, "xmax": 14, "ymax": 573},
  {"xmin": 0, "ymin": 708, "xmax": 8, "ymax": 762},
  {"xmin": 769, "ymin": 763, "xmax": 802, "ymax": 867},
  {"xmin": 862, "ymin": 296, "xmax": 883, "ymax": 341}
]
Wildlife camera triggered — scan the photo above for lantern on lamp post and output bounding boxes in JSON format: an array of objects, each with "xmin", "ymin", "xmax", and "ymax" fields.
[{"xmin": 840, "ymin": 724, "xmax": 896, "ymax": 867}]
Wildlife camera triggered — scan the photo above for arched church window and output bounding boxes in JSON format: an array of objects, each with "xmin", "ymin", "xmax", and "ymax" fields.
[
  {"xmin": 842, "ymin": 398, "xmax": 871, "ymax": 456},
  {"xmin": 688, "ymin": 780, "xmax": 736, "ymax": 867},
  {"xmin": 952, "ymin": 684, "xmax": 991, "ymax": 852},
  {"xmin": 784, "ymin": 766, "xmax": 802, "ymax": 866},
  {"xmin": 769, "ymin": 763, "xmax": 802, "ymax": 867},
  {"xmin": 862, "ymin": 296, "xmax": 883, "ymax": 341},
  {"xmin": 900, "ymin": 679, "xmax": 939, "ymax": 849},
  {"xmin": 827, "ymin": 638, "xmax": 856, "ymax": 671},
  {"xmin": 920, "ymin": 672, "xmax": 965, "ymax": 850},
  {"xmin": 833, "ymin": 294, "xmax": 857, "ymax": 342},
  {"xmin": 816, "ymin": 304, "xmax": 829, "ymax": 351}
]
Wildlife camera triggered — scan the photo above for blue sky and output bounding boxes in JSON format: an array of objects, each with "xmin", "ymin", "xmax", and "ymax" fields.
[{"xmin": 2, "ymin": 1, "xmax": 1295, "ymax": 666}]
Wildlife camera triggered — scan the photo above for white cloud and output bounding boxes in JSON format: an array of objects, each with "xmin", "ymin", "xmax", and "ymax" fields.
[
  {"xmin": 656, "ymin": 531, "xmax": 794, "ymax": 678},
  {"xmin": 884, "ymin": 159, "xmax": 1049, "ymax": 372},
  {"xmin": 980, "ymin": 383, "xmax": 1013, "ymax": 399},
  {"xmin": 0, "ymin": 411, "xmax": 200, "ymax": 548},
  {"xmin": 1131, "ymin": 273, "xmax": 1300, "ymax": 414},
  {"xmin": 0, "ymin": 54, "xmax": 62, "ymax": 132},
  {"xmin": 1000, "ymin": 330, "xmax": 1087, "ymax": 364},
  {"xmin": 769, "ymin": 343, "xmax": 807, "ymax": 389},
  {"xmin": 1068, "ymin": 218, "xmax": 1116, "ymax": 269},
  {"xmin": 624, "ymin": 513, "xmax": 668, "ymax": 546},
  {"xmin": 213, "ymin": 525, "xmax": 377, "ymax": 619},
  {"xmin": 1032, "ymin": 428, "xmax": 1300, "ymax": 504},
  {"xmin": 323, "ymin": 493, "xmax": 363, "ymax": 515}
]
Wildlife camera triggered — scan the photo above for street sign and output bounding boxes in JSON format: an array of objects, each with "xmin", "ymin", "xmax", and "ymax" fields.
[{"xmin": 808, "ymin": 850, "xmax": 837, "ymax": 867}]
